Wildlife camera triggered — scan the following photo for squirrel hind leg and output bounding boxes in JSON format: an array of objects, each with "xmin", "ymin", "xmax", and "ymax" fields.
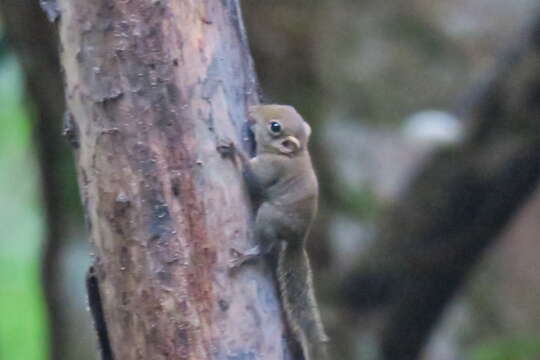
[
  {"xmin": 228, "ymin": 240, "xmax": 277, "ymax": 271},
  {"xmin": 228, "ymin": 244, "xmax": 263, "ymax": 270}
]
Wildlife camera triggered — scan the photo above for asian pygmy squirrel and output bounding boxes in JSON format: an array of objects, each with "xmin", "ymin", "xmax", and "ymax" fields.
[{"xmin": 219, "ymin": 104, "xmax": 329, "ymax": 360}]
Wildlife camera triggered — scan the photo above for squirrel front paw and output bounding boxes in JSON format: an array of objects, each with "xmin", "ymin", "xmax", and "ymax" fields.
[{"xmin": 216, "ymin": 137, "xmax": 236, "ymax": 158}]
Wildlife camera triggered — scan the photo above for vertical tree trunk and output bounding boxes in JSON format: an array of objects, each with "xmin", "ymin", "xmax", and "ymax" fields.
[{"xmin": 57, "ymin": 0, "xmax": 292, "ymax": 359}]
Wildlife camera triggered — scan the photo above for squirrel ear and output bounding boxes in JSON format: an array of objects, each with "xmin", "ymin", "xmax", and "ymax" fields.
[
  {"xmin": 278, "ymin": 136, "xmax": 301, "ymax": 154},
  {"xmin": 303, "ymin": 122, "xmax": 312, "ymax": 137}
]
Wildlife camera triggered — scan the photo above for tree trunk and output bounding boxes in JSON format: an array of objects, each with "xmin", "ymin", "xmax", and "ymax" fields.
[
  {"xmin": 57, "ymin": 0, "xmax": 292, "ymax": 359},
  {"xmin": 342, "ymin": 12, "xmax": 540, "ymax": 360}
]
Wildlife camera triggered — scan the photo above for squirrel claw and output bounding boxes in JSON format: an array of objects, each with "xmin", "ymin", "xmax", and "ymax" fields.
[
  {"xmin": 228, "ymin": 248, "xmax": 245, "ymax": 271},
  {"xmin": 216, "ymin": 138, "xmax": 236, "ymax": 158},
  {"xmin": 228, "ymin": 257, "xmax": 247, "ymax": 271},
  {"xmin": 228, "ymin": 245, "xmax": 262, "ymax": 272}
]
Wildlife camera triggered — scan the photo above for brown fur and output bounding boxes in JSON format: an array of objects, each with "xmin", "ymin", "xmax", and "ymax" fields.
[{"xmin": 228, "ymin": 105, "xmax": 329, "ymax": 360}]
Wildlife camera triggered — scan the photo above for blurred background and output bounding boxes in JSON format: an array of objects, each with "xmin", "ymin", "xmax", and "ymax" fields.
[{"xmin": 1, "ymin": 0, "xmax": 539, "ymax": 359}]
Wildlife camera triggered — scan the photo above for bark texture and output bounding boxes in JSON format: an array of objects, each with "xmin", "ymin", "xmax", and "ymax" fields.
[
  {"xmin": 342, "ymin": 12, "xmax": 540, "ymax": 360},
  {"xmin": 58, "ymin": 0, "xmax": 292, "ymax": 359}
]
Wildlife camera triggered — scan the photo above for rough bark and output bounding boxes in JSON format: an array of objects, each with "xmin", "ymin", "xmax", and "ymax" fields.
[
  {"xmin": 342, "ymin": 12, "xmax": 540, "ymax": 360},
  {"xmin": 0, "ymin": 1, "xmax": 80, "ymax": 359},
  {"xmin": 57, "ymin": 0, "xmax": 293, "ymax": 359}
]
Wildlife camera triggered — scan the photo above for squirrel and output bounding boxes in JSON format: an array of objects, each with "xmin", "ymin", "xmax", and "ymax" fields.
[{"xmin": 218, "ymin": 104, "xmax": 329, "ymax": 360}]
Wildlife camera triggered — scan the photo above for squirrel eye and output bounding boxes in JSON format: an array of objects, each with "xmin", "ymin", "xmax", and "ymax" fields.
[{"xmin": 269, "ymin": 121, "xmax": 282, "ymax": 134}]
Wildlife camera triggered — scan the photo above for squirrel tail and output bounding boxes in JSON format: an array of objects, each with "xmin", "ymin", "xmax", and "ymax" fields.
[{"xmin": 277, "ymin": 241, "xmax": 329, "ymax": 360}]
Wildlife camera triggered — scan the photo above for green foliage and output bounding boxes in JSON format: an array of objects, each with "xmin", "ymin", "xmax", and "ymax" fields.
[
  {"xmin": 0, "ymin": 56, "xmax": 47, "ymax": 360},
  {"xmin": 469, "ymin": 335, "xmax": 540, "ymax": 360}
]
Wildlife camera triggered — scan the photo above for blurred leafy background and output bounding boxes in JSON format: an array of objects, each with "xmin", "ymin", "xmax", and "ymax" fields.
[
  {"xmin": 0, "ymin": 56, "xmax": 47, "ymax": 360},
  {"xmin": 1, "ymin": 0, "xmax": 540, "ymax": 359}
]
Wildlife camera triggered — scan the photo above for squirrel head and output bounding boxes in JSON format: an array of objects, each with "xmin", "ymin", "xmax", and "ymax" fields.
[{"xmin": 248, "ymin": 104, "xmax": 312, "ymax": 156}]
